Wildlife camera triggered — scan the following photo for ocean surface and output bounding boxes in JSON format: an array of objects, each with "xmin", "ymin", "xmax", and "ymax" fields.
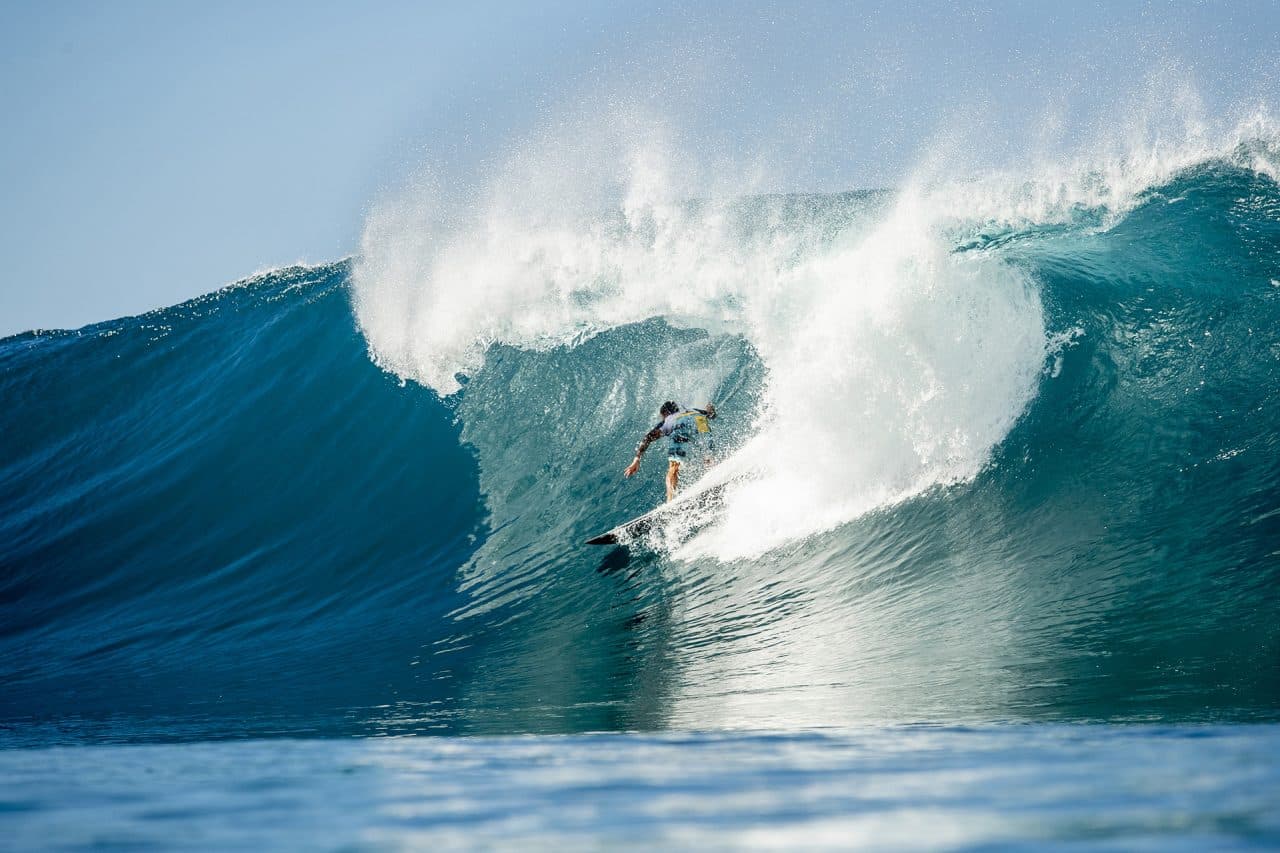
[
  {"xmin": 3, "ymin": 125, "xmax": 1280, "ymax": 847},
  {"xmin": 3, "ymin": 726, "xmax": 1278, "ymax": 849}
]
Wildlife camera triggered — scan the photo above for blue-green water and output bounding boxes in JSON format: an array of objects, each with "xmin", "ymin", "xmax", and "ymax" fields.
[
  {"xmin": 3, "ymin": 142, "xmax": 1279, "ymax": 846},
  {"xmin": 3, "ymin": 727, "xmax": 1278, "ymax": 849}
]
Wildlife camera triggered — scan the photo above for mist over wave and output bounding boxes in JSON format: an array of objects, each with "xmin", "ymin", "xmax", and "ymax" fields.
[
  {"xmin": 352, "ymin": 106, "xmax": 1278, "ymax": 557},
  {"xmin": 3, "ymin": 93, "xmax": 1279, "ymax": 741}
]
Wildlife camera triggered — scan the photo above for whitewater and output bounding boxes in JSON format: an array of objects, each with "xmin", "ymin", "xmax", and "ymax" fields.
[{"xmin": 3, "ymin": 99, "xmax": 1280, "ymax": 846}]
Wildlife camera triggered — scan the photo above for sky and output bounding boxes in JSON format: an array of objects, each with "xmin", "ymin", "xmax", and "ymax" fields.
[{"xmin": 1, "ymin": 1, "xmax": 1277, "ymax": 336}]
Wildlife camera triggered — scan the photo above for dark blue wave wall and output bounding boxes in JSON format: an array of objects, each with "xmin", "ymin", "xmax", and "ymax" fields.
[{"xmin": 0, "ymin": 266, "xmax": 488, "ymax": 739}]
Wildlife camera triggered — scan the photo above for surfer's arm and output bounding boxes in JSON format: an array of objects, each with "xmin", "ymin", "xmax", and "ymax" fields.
[{"xmin": 624, "ymin": 426, "xmax": 664, "ymax": 477}]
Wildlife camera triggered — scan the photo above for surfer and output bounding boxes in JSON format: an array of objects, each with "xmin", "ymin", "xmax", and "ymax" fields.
[{"xmin": 624, "ymin": 401, "xmax": 716, "ymax": 501}]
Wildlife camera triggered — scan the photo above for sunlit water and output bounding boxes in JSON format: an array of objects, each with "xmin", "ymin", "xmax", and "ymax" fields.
[{"xmin": 3, "ymin": 726, "xmax": 1277, "ymax": 850}]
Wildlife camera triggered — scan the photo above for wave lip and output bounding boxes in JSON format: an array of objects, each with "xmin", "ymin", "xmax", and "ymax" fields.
[{"xmin": 355, "ymin": 176, "xmax": 1051, "ymax": 558}]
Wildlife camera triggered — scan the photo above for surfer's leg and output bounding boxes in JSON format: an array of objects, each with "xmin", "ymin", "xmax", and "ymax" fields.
[{"xmin": 666, "ymin": 460, "xmax": 680, "ymax": 502}]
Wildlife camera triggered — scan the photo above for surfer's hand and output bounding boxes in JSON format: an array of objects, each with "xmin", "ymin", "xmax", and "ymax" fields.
[{"xmin": 624, "ymin": 458, "xmax": 640, "ymax": 478}]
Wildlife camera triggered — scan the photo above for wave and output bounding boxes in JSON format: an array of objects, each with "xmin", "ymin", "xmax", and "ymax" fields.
[{"xmin": 2, "ymin": 116, "xmax": 1279, "ymax": 742}]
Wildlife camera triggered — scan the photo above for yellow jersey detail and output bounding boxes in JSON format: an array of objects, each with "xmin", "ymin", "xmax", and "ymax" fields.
[{"xmin": 680, "ymin": 412, "xmax": 711, "ymax": 433}]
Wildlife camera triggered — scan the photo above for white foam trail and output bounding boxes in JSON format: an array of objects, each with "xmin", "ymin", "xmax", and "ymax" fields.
[{"xmin": 679, "ymin": 188, "xmax": 1045, "ymax": 558}]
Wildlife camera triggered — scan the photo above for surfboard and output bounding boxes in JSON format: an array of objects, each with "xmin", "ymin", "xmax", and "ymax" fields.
[{"xmin": 585, "ymin": 483, "xmax": 727, "ymax": 545}]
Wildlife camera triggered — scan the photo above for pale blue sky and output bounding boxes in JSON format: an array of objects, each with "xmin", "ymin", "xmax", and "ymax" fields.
[{"xmin": 2, "ymin": 1, "xmax": 1277, "ymax": 335}]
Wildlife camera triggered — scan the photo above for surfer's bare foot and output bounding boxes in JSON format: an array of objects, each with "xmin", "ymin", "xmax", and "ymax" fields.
[{"xmin": 666, "ymin": 461, "xmax": 680, "ymax": 501}]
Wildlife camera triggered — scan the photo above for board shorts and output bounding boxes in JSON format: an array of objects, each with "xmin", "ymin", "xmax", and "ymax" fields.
[{"xmin": 668, "ymin": 436, "xmax": 712, "ymax": 465}]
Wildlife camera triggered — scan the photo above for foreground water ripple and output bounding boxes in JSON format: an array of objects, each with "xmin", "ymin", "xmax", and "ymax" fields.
[{"xmin": 1, "ymin": 725, "xmax": 1277, "ymax": 850}]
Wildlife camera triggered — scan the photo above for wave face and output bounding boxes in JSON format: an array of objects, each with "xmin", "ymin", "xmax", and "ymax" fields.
[{"xmin": 4, "ymin": 131, "xmax": 1280, "ymax": 741}]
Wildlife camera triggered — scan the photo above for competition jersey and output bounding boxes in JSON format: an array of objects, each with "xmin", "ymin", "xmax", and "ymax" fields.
[{"xmin": 656, "ymin": 408, "xmax": 712, "ymax": 444}]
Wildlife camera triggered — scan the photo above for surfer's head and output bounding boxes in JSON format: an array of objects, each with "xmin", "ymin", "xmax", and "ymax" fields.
[{"xmin": 660, "ymin": 401, "xmax": 679, "ymax": 417}]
